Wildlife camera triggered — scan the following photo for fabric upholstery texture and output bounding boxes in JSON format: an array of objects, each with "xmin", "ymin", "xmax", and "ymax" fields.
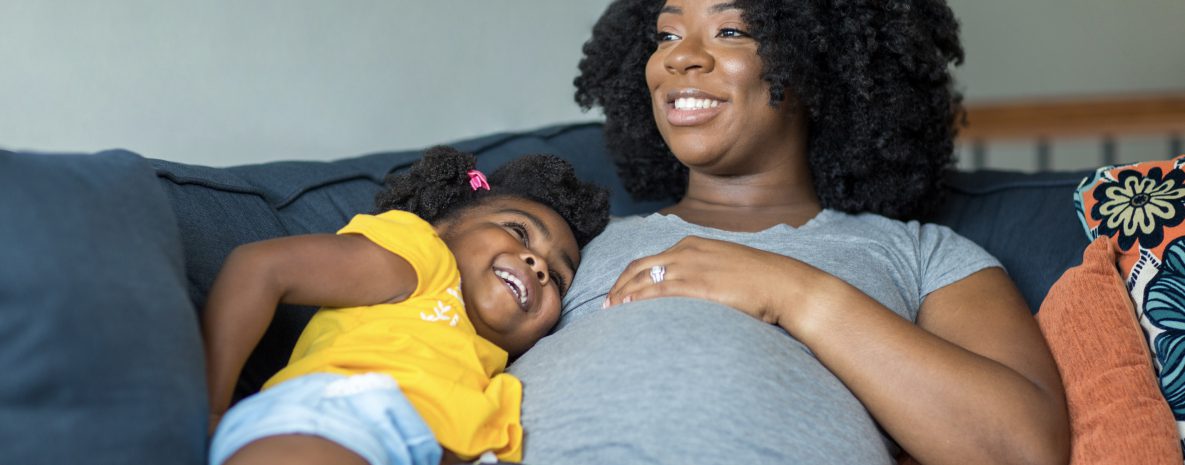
[
  {"xmin": 150, "ymin": 122, "xmax": 660, "ymax": 397},
  {"xmin": 925, "ymin": 169, "xmax": 1092, "ymax": 312},
  {"xmin": 0, "ymin": 150, "xmax": 206, "ymax": 465},
  {"xmin": 147, "ymin": 123, "xmax": 1093, "ymax": 396},
  {"xmin": 1037, "ymin": 237, "xmax": 1181, "ymax": 464},
  {"xmin": 1076, "ymin": 155, "xmax": 1185, "ymax": 440},
  {"xmin": 0, "ymin": 122, "xmax": 1114, "ymax": 463}
]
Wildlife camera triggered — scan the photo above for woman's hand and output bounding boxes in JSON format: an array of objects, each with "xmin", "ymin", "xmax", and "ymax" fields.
[{"xmin": 603, "ymin": 236, "xmax": 833, "ymax": 328}]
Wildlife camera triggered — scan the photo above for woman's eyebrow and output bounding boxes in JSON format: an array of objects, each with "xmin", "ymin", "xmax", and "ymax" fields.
[
  {"xmin": 661, "ymin": 3, "xmax": 739, "ymax": 15},
  {"xmin": 709, "ymin": 3, "xmax": 740, "ymax": 14}
]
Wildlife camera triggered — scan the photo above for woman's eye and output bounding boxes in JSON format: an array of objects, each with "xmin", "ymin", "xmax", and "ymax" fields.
[
  {"xmin": 654, "ymin": 31, "xmax": 680, "ymax": 42},
  {"xmin": 718, "ymin": 28, "xmax": 750, "ymax": 38}
]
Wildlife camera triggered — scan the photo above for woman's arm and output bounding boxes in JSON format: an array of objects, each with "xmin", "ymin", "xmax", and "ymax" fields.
[
  {"xmin": 605, "ymin": 237, "xmax": 1069, "ymax": 465},
  {"xmin": 202, "ymin": 233, "xmax": 417, "ymax": 426},
  {"xmin": 791, "ymin": 267, "xmax": 1068, "ymax": 465}
]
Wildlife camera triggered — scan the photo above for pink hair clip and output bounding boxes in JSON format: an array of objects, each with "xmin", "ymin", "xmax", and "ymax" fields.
[{"xmin": 467, "ymin": 169, "xmax": 490, "ymax": 191}]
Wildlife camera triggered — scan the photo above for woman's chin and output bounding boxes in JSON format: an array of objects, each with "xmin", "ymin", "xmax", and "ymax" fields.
[{"xmin": 667, "ymin": 143, "xmax": 730, "ymax": 170}]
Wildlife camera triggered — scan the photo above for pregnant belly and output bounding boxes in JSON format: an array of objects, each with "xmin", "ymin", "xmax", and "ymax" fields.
[{"xmin": 508, "ymin": 297, "xmax": 894, "ymax": 465}]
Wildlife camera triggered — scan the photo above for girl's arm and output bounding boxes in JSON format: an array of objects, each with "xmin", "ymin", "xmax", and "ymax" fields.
[
  {"xmin": 606, "ymin": 237, "xmax": 1069, "ymax": 465},
  {"xmin": 202, "ymin": 233, "xmax": 417, "ymax": 425}
]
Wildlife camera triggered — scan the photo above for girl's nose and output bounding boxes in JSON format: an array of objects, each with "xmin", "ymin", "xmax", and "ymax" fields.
[{"xmin": 524, "ymin": 255, "xmax": 549, "ymax": 284}]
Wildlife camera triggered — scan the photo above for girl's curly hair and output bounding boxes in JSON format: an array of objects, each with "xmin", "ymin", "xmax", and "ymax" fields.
[
  {"xmin": 575, "ymin": 0, "xmax": 965, "ymax": 220},
  {"xmin": 375, "ymin": 146, "xmax": 611, "ymax": 248}
]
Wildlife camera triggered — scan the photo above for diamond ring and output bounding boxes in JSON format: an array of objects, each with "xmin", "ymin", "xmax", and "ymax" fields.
[{"xmin": 649, "ymin": 265, "xmax": 666, "ymax": 284}]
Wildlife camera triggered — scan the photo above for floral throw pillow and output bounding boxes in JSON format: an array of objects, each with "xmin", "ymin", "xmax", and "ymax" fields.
[{"xmin": 1075, "ymin": 154, "xmax": 1185, "ymax": 443}]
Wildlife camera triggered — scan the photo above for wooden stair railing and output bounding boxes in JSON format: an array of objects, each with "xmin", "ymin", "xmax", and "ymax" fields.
[{"xmin": 958, "ymin": 92, "xmax": 1185, "ymax": 170}]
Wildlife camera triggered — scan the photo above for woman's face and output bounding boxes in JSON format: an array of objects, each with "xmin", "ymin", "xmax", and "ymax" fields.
[{"xmin": 645, "ymin": 0, "xmax": 804, "ymax": 176}]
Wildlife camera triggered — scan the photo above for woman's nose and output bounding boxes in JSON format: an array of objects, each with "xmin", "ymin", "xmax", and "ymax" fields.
[
  {"xmin": 524, "ymin": 255, "xmax": 549, "ymax": 285},
  {"xmin": 665, "ymin": 37, "xmax": 715, "ymax": 74}
]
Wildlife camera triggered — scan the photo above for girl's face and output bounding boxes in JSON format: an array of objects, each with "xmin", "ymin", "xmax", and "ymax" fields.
[
  {"xmin": 434, "ymin": 196, "xmax": 578, "ymax": 357},
  {"xmin": 645, "ymin": 0, "xmax": 805, "ymax": 175}
]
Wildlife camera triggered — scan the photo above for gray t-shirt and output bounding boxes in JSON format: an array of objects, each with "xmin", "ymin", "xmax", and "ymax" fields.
[{"xmin": 508, "ymin": 210, "xmax": 1000, "ymax": 464}]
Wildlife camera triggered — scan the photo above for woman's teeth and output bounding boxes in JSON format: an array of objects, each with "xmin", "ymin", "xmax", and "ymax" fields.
[
  {"xmin": 674, "ymin": 97, "xmax": 721, "ymax": 110},
  {"xmin": 495, "ymin": 270, "xmax": 527, "ymax": 306}
]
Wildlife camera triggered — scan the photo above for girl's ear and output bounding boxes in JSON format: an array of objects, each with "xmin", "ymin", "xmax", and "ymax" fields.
[{"xmin": 432, "ymin": 218, "xmax": 456, "ymax": 239}]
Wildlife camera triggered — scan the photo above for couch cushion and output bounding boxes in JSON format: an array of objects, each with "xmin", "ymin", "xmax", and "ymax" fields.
[
  {"xmin": 154, "ymin": 122, "xmax": 1090, "ymax": 397},
  {"xmin": 151, "ymin": 122, "xmax": 663, "ymax": 397},
  {"xmin": 1075, "ymin": 155, "xmax": 1185, "ymax": 443},
  {"xmin": 0, "ymin": 149, "xmax": 205, "ymax": 464},
  {"xmin": 1037, "ymin": 237, "xmax": 1181, "ymax": 464},
  {"xmin": 926, "ymin": 169, "xmax": 1092, "ymax": 313}
]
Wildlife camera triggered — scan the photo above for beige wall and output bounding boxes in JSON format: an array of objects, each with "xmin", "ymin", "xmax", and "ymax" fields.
[
  {"xmin": 948, "ymin": 0, "xmax": 1185, "ymax": 171},
  {"xmin": 0, "ymin": 1, "xmax": 616, "ymax": 165},
  {"xmin": 2, "ymin": 1, "xmax": 1181, "ymax": 168}
]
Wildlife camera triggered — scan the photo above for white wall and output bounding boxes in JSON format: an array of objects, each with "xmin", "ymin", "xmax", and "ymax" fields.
[{"xmin": 2, "ymin": 1, "xmax": 1182, "ymax": 167}]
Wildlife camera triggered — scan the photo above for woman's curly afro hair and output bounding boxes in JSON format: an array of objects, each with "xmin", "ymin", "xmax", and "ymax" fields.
[
  {"xmin": 374, "ymin": 146, "xmax": 610, "ymax": 248},
  {"xmin": 575, "ymin": 0, "xmax": 965, "ymax": 220}
]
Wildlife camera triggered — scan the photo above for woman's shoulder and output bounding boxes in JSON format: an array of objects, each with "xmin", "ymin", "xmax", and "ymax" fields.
[
  {"xmin": 819, "ymin": 210, "xmax": 989, "ymax": 261},
  {"xmin": 603, "ymin": 214, "xmax": 650, "ymax": 230},
  {"xmin": 587, "ymin": 214, "xmax": 667, "ymax": 243},
  {"xmin": 824, "ymin": 210, "xmax": 961, "ymax": 238}
]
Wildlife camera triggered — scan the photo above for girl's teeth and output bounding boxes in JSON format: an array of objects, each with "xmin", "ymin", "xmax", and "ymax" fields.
[
  {"xmin": 495, "ymin": 270, "xmax": 527, "ymax": 305},
  {"xmin": 674, "ymin": 98, "xmax": 720, "ymax": 110}
]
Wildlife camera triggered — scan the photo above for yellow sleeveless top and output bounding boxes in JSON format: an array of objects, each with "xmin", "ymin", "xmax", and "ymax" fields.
[{"xmin": 263, "ymin": 210, "xmax": 523, "ymax": 461}]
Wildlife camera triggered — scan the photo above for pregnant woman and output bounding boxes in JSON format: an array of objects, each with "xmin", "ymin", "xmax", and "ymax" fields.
[{"xmin": 507, "ymin": 0, "xmax": 1070, "ymax": 464}]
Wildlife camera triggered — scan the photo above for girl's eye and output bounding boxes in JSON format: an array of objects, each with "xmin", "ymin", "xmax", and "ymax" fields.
[
  {"xmin": 503, "ymin": 222, "xmax": 529, "ymax": 246},
  {"xmin": 654, "ymin": 31, "xmax": 680, "ymax": 43},
  {"xmin": 549, "ymin": 271, "xmax": 568, "ymax": 295},
  {"xmin": 718, "ymin": 28, "xmax": 750, "ymax": 38}
]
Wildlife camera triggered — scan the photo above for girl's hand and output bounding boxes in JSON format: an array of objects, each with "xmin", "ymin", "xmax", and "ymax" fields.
[{"xmin": 603, "ymin": 236, "xmax": 832, "ymax": 328}]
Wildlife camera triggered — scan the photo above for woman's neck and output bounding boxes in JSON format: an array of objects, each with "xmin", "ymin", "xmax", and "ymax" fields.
[{"xmin": 661, "ymin": 169, "xmax": 821, "ymax": 232}]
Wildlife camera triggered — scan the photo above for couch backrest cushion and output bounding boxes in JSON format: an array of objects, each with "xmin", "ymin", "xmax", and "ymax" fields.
[
  {"xmin": 153, "ymin": 122, "xmax": 1088, "ymax": 394},
  {"xmin": 151, "ymin": 122, "xmax": 665, "ymax": 396},
  {"xmin": 0, "ymin": 150, "xmax": 206, "ymax": 465},
  {"xmin": 927, "ymin": 169, "xmax": 1093, "ymax": 312}
]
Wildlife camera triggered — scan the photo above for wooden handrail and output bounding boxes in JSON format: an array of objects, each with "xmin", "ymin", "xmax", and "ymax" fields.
[{"xmin": 959, "ymin": 92, "xmax": 1185, "ymax": 141}]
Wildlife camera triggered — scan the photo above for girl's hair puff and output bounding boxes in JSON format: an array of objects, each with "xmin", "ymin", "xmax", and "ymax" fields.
[{"xmin": 375, "ymin": 146, "xmax": 610, "ymax": 248}]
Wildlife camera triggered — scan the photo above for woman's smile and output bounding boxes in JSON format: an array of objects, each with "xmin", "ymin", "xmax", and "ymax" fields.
[
  {"xmin": 645, "ymin": 0, "xmax": 804, "ymax": 171},
  {"xmin": 663, "ymin": 88, "xmax": 729, "ymax": 126}
]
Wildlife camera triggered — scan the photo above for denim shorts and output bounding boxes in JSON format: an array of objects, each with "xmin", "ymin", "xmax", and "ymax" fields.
[{"xmin": 208, "ymin": 373, "xmax": 442, "ymax": 465}]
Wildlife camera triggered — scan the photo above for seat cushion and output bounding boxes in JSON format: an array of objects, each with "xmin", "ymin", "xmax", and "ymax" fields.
[{"xmin": 0, "ymin": 149, "xmax": 205, "ymax": 465}]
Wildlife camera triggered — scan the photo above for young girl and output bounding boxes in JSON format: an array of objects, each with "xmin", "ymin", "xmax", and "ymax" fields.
[{"xmin": 202, "ymin": 146, "xmax": 610, "ymax": 465}]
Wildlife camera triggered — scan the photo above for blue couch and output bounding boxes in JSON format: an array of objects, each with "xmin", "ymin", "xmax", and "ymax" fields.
[{"xmin": 0, "ymin": 122, "xmax": 1090, "ymax": 464}]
